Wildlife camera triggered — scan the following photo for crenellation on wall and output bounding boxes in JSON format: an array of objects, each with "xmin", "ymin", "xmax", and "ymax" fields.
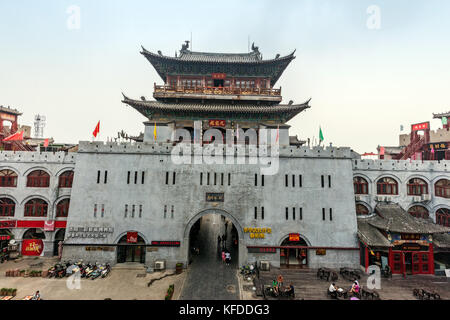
[
  {"xmin": 353, "ymin": 159, "xmax": 449, "ymax": 172},
  {"xmin": 78, "ymin": 141, "xmax": 353, "ymax": 159},
  {"xmin": 0, "ymin": 150, "xmax": 76, "ymax": 163}
]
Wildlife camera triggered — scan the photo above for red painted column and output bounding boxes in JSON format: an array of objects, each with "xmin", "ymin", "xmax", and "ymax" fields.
[
  {"xmin": 429, "ymin": 244, "xmax": 434, "ymax": 274},
  {"xmin": 388, "ymin": 248, "xmax": 393, "ymax": 273}
]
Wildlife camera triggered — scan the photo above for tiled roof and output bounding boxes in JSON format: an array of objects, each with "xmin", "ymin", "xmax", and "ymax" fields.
[
  {"xmin": 433, "ymin": 232, "xmax": 450, "ymax": 249},
  {"xmin": 178, "ymin": 50, "xmax": 262, "ymax": 63},
  {"xmin": 367, "ymin": 203, "xmax": 450, "ymax": 234},
  {"xmin": 433, "ymin": 111, "xmax": 450, "ymax": 118},
  {"xmin": 141, "ymin": 47, "xmax": 295, "ymax": 64},
  {"xmin": 357, "ymin": 219, "xmax": 393, "ymax": 247}
]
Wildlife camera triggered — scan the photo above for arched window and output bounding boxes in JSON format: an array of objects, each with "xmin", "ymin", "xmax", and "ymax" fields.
[
  {"xmin": 408, "ymin": 205, "xmax": 429, "ymax": 219},
  {"xmin": 353, "ymin": 177, "xmax": 368, "ymax": 194},
  {"xmin": 356, "ymin": 204, "xmax": 369, "ymax": 215},
  {"xmin": 436, "ymin": 208, "xmax": 450, "ymax": 227},
  {"xmin": 0, "ymin": 198, "xmax": 15, "ymax": 217},
  {"xmin": 56, "ymin": 199, "xmax": 70, "ymax": 217},
  {"xmin": 22, "ymin": 228, "xmax": 45, "ymax": 240},
  {"xmin": 435, "ymin": 179, "xmax": 450, "ymax": 199},
  {"xmin": 407, "ymin": 178, "xmax": 428, "ymax": 195},
  {"xmin": 26, "ymin": 170, "xmax": 50, "ymax": 188},
  {"xmin": 24, "ymin": 199, "xmax": 48, "ymax": 217},
  {"xmin": 58, "ymin": 170, "xmax": 74, "ymax": 188},
  {"xmin": 0, "ymin": 169, "xmax": 18, "ymax": 187},
  {"xmin": 377, "ymin": 177, "xmax": 398, "ymax": 195}
]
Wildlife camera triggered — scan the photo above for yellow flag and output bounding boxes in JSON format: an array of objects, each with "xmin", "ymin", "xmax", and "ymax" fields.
[{"xmin": 153, "ymin": 122, "xmax": 157, "ymax": 141}]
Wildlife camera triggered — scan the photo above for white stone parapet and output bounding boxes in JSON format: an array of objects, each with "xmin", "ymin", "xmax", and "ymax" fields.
[
  {"xmin": 353, "ymin": 159, "xmax": 450, "ymax": 172},
  {"xmin": 78, "ymin": 141, "xmax": 353, "ymax": 159},
  {"xmin": 0, "ymin": 151, "xmax": 76, "ymax": 163}
]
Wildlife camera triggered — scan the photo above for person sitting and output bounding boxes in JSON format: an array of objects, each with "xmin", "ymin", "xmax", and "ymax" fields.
[
  {"xmin": 285, "ymin": 283, "xmax": 295, "ymax": 298},
  {"xmin": 328, "ymin": 283, "xmax": 338, "ymax": 299},
  {"xmin": 349, "ymin": 281, "xmax": 360, "ymax": 297},
  {"xmin": 32, "ymin": 290, "xmax": 41, "ymax": 300},
  {"xmin": 272, "ymin": 279, "xmax": 279, "ymax": 296},
  {"xmin": 277, "ymin": 274, "xmax": 284, "ymax": 290}
]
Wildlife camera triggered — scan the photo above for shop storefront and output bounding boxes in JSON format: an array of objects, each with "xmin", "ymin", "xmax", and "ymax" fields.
[
  {"xmin": 117, "ymin": 232, "xmax": 146, "ymax": 263},
  {"xmin": 280, "ymin": 234, "xmax": 308, "ymax": 268}
]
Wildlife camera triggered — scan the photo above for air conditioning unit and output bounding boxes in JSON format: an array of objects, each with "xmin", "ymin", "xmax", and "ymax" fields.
[
  {"xmin": 375, "ymin": 196, "xmax": 383, "ymax": 202},
  {"xmin": 421, "ymin": 194, "xmax": 431, "ymax": 202},
  {"xmin": 260, "ymin": 261, "xmax": 270, "ymax": 271},
  {"xmin": 355, "ymin": 195, "xmax": 361, "ymax": 201},
  {"xmin": 413, "ymin": 196, "xmax": 421, "ymax": 202},
  {"xmin": 385, "ymin": 197, "xmax": 392, "ymax": 202},
  {"xmin": 154, "ymin": 260, "xmax": 165, "ymax": 271}
]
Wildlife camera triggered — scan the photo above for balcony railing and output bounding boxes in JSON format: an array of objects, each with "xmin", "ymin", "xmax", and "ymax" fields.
[{"xmin": 154, "ymin": 84, "xmax": 281, "ymax": 97}]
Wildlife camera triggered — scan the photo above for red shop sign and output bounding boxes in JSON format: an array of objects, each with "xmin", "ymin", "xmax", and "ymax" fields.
[
  {"xmin": 411, "ymin": 122, "xmax": 429, "ymax": 132},
  {"xmin": 212, "ymin": 73, "xmax": 226, "ymax": 79},
  {"xmin": 209, "ymin": 119, "xmax": 226, "ymax": 127},
  {"xmin": 289, "ymin": 233, "xmax": 300, "ymax": 242},
  {"xmin": 21, "ymin": 239, "xmax": 44, "ymax": 256},
  {"xmin": 127, "ymin": 232, "xmax": 138, "ymax": 243}
]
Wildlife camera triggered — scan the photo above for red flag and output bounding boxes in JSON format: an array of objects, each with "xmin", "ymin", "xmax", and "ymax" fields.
[
  {"xmin": 93, "ymin": 121, "xmax": 100, "ymax": 138},
  {"xmin": 43, "ymin": 139, "xmax": 49, "ymax": 147},
  {"xmin": 3, "ymin": 131, "xmax": 23, "ymax": 141},
  {"xmin": 379, "ymin": 147, "xmax": 385, "ymax": 155}
]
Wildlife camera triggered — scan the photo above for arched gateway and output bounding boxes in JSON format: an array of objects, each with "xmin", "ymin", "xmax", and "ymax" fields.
[{"xmin": 182, "ymin": 208, "xmax": 246, "ymax": 267}]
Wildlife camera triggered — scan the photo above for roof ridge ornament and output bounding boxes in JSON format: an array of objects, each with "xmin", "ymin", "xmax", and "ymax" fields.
[
  {"xmin": 251, "ymin": 42, "xmax": 261, "ymax": 59},
  {"xmin": 181, "ymin": 40, "xmax": 190, "ymax": 53}
]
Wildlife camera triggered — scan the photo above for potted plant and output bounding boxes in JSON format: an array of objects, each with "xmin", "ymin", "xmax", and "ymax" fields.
[
  {"xmin": 175, "ymin": 263, "xmax": 183, "ymax": 274},
  {"xmin": 0, "ymin": 288, "xmax": 6, "ymax": 296},
  {"xmin": 20, "ymin": 270, "xmax": 25, "ymax": 277},
  {"xmin": 11, "ymin": 288, "xmax": 17, "ymax": 297},
  {"xmin": 165, "ymin": 284, "xmax": 175, "ymax": 300}
]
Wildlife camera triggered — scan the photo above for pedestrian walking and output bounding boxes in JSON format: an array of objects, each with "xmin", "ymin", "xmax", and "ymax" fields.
[
  {"xmin": 221, "ymin": 250, "xmax": 226, "ymax": 264},
  {"xmin": 225, "ymin": 251, "xmax": 231, "ymax": 266}
]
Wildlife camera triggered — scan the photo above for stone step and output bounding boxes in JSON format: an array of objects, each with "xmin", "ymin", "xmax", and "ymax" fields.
[{"xmin": 112, "ymin": 263, "xmax": 147, "ymax": 271}]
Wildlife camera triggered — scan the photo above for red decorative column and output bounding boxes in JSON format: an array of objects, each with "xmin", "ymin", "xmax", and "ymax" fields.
[{"xmin": 429, "ymin": 244, "xmax": 434, "ymax": 274}]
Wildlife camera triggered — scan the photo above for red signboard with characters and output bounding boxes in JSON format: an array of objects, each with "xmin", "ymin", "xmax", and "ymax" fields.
[
  {"xmin": 151, "ymin": 241, "xmax": 181, "ymax": 247},
  {"xmin": 127, "ymin": 232, "xmax": 138, "ymax": 243},
  {"xmin": 289, "ymin": 233, "xmax": 300, "ymax": 242},
  {"xmin": 212, "ymin": 73, "xmax": 226, "ymax": 79},
  {"xmin": 411, "ymin": 122, "xmax": 429, "ymax": 132},
  {"xmin": 209, "ymin": 119, "xmax": 226, "ymax": 128},
  {"xmin": 21, "ymin": 239, "xmax": 44, "ymax": 256}
]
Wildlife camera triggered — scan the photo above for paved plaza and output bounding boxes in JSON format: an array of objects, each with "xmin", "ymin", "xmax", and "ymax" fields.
[
  {"xmin": 179, "ymin": 214, "xmax": 240, "ymax": 300},
  {"xmin": 241, "ymin": 268, "xmax": 450, "ymax": 300}
]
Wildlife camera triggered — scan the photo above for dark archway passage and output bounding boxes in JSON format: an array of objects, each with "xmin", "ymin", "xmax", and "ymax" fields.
[{"xmin": 180, "ymin": 213, "xmax": 240, "ymax": 300}]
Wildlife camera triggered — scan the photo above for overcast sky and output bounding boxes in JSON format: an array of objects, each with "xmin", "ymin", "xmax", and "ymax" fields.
[{"xmin": 1, "ymin": 0, "xmax": 450, "ymax": 153}]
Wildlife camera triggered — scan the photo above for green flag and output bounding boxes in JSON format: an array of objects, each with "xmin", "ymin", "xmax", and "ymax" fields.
[
  {"xmin": 319, "ymin": 127, "xmax": 324, "ymax": 142},
  {"xmin": 442, "ymin": 117, "xmax": 448, "ymax": 125}
]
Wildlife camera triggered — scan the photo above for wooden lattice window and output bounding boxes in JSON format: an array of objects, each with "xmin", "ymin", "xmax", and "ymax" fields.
[
  {"xmin": 24, "ymin": 199, "xmax": 48, "ymax": 217},
  {"xmin": 26, "ymin": 170, "xmax": 50, "ymax": 188},
  {"xmin": 407, "ymin": 178, "xmax": 428, "ymax": 195},
  {"xmin": 377, "ymin": 177, "xmax": 398, "ymax": 195},
  {"xmin": 0, "ymin": 198, "xmax": 15, "ymax": 217},
  {"xmin": 435, "ymin": 179, "xmax": 450, "ymax": 199},
  {"xmin": 56, "ymin": 199, "xmax": 70, "ymax": 217},
  {"xmin": 436, "ymin": 208, "xmax": 450, "ymax": 227},
  {"xmin": 408, "ymin": 205, "xmax": 429, "ymax": 219},
  {"xmin": 353, "ymin": 177, "xmax": 368, "ymax": 194},
  {"xmin": 0, "ymin": 169, "xmax": 18, "ymax": 187},
  {"xmin": 59, "ymin": 171, "xmax": 74, "ymax": 188}
]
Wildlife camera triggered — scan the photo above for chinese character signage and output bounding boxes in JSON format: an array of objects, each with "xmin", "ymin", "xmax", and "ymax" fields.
[
  {"xmin": 289, "ymin": 233, "xmax": 300, "ymax": 242},
  {"xmin": 248, "ymin": 247, "xmax": 277, "ymax": 254},
  {"xmin": 426, "ymin": 142, "xmax": 447, "ymax": 151},
  {"xmin": 411, "ymin": 122, "xmax": 429, "ymax": 132},
  {"xmin": 316, "ymin": 249, "xmax": 326, "ymax": 256},
  {"xmin": 21, "ymin": 239, "xmax": 44, "ymax": 256},
  {"xmin": 208, "ymin": 119, "xmax": 226, "ymax": 128},
  {"xmin": 151, "ymin": 241, "xmax": 180, "ymax": 247},
  {"xmin": 244, "ymin": 227, "xmax": 272, "ymax": 239},
  {"xmin": 127, "ymin": 232, "xmax": 138, "ymax": 243},
  {"xmin": 206, "ymin": 193, "xmax": 224, "ymax": 202},
  {"xmin": 0, "ymin": 220, "xmax": 16, "ymax": 229},
  {"xmin": 212, "ymin": 73, "xmax": 226, "ymax": 79}
]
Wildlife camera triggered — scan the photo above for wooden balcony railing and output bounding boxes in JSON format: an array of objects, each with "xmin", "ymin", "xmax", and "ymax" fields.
[{"xmin": 154, "ymin": 84, "xmax": 281, "ymax": 96}]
